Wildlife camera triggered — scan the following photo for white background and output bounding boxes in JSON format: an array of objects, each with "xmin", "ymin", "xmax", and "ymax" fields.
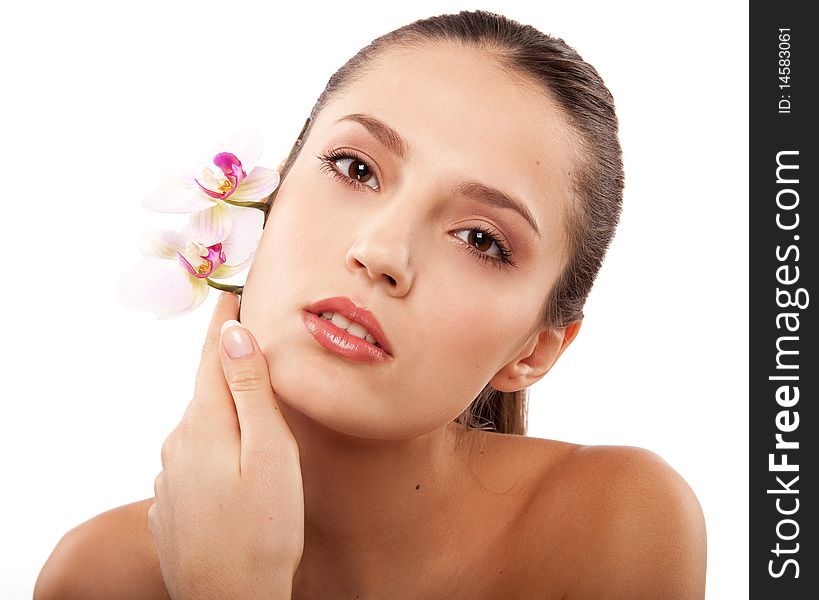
[{"xmin": 1, "ymin": 1, "xmax": 748, "ymax": 597}]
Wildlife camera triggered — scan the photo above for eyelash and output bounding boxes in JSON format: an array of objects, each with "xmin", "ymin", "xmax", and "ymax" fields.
[
  {"xmin": 460, "ymin": 226, "xmax": 517, "ymax": 269},
  {"xmin": 317, "ymin": 148, "xmax": 380, "ymax": 192},
  {"xmin": 315, "ymin": 149, "xmax": 517, "ymax": 269}
]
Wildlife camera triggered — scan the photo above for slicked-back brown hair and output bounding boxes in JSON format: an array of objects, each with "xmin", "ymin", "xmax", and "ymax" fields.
[{"xmin": 271, "ymin": 10, "xmax": 624, "ymax": 435}]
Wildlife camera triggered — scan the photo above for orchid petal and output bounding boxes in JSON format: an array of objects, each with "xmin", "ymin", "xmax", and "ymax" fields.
[
  {"xmin": 155, "ymin": 276, "xmax": 210, "ymax": 319},
  {"xmin": 219, "ymin": 205, "xmax": 264, "ymax": 265},
  {"xmin": 224, "ymin": 128, "xmax": 264, "ymax": 175},
  {"xmin": 141, "ymin": 169, "xmax": 218, "ymax": 213},
  {"xmin": 116, "ymin": 257, "xmax": 202, "ymax": 315},
  {"xmin": 211, "ymin": 252, "xmax": 255, "ymax": 278},
  {"xmin": 139, "ymin": 229, "xmax": 188, "ymax": 259},
  {"xmin": 229, "ymin": 167, "xmax": 280, "ymax": 202},
  {"xmin": 188, "ymin": 199, "xmax": 232, "ymax": 246}
]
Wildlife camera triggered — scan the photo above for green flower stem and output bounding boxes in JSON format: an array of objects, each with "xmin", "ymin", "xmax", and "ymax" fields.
[
  {"xmin": 222, "ymin": 199, "xmax": 271, "ymax": 221},
  {"xmin": 205, "ymin": 280, "xmax": 244, "ymax": 294},
  {"xmin": 223, "ymin": 199, "xmax": 270, "ymax": 210}
]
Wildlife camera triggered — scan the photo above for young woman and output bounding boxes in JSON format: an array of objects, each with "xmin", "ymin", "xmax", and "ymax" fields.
[{"xmin": 35, "ymin": 10, "xmax": 707, "ymax": 599}]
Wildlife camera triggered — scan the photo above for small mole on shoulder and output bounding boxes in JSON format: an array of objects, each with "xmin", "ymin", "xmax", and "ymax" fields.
[{"xmin": 415, "ymin": 483, "xmax": 421, "ymax": 490}]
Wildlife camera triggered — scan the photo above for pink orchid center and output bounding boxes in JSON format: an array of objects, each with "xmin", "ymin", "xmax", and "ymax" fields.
[
  {"xmin": 177, "ymin": 241, "xmax": 227, "ymax": 279},
  {"xmin": 194, "ymin": 152, "xmax": 247, "ymax": 200}
]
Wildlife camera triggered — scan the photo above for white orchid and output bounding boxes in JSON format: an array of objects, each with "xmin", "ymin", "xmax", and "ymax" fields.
[
  {"xmin": 141, "ymin": 128, "xmax": 280, "ymax": 214},
  {"xmin": 117, "ymin": 129, "xmax": 276, "ymax": 319},
  {"xmin": 116, "ymin": 204, "xmax": 264, "ymax": 319}
]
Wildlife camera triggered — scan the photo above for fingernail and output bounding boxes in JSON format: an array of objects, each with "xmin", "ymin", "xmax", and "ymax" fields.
[
  {"xmin": 218, "ymin": 291, "xmax": 232, "ymax": 303},
  {"xmin": 220, "ymin": 320, "xmax": 253, "ymax": 359}
]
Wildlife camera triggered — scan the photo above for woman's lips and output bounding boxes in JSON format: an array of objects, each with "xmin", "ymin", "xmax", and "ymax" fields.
[
  {"xmin": 303, "ymin": 296, "xmax": 393, "ymax": 356},
  {"xmin": 301, "ymin": 310, "xmax": 392, "ymax": 363}
]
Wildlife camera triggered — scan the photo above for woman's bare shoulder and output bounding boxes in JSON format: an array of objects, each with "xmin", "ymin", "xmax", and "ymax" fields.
[
  {"xmin": 517, "ymin": 441, "xmax": 708, "ymax": 599},
  {"xmin": 34, "ymin": 497, "xmax": 171, "ymax": 600}
]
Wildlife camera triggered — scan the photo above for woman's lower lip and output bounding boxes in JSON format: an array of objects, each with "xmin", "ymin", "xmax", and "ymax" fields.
[{"xmin": 300, "ymin": 310, "xmax": 391, "ymax": 363}]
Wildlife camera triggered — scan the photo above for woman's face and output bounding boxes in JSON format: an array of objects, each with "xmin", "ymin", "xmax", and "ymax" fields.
[{"xmin": 241, "ymin": 42, "xmax": 577, "ymax": 440}]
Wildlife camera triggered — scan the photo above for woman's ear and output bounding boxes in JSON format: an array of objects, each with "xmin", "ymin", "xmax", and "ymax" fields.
[{"xmin": 489, "ymin": 320, "xmax": 582, "ymax": 393}]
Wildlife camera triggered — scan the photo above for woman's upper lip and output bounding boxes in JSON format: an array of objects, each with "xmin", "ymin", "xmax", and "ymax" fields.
[{"xmin": 305, "ymin": 296, "xmax": 394, "ymax": 357}]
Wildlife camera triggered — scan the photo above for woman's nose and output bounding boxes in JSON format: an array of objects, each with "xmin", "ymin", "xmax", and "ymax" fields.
[{"xmin": 344, "ymin": 210, "xmax": 415, "ymax": 297}]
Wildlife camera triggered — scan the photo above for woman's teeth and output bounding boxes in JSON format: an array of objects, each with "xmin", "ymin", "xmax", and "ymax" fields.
[{"xmin": 319, "ymin": 311, "xmax": 382, "ymax": 348}]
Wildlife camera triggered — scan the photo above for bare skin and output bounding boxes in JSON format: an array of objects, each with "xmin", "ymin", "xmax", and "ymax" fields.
[
  {"xmin": 34, "ymin": 434, "xmax": 705, "ymax": 599},
  {"xmin": 34, "ymin": 41, "xmax": 707, "ymax": 598}
]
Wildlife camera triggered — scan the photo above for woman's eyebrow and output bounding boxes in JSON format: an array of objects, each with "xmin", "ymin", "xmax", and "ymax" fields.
[
  {"xmin": 455, "ymin": 181, "xmax": 541, "ymax": 238},
  {"xmin": 335, "ymin": 113, "xmax": 409, "ymax": 160},
  {"xmin": 335, "ymin": 112, "xmax": 541, "ymax": 237}
]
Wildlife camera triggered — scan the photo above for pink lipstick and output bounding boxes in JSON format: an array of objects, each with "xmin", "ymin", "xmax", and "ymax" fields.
[{"xmin": 301, "ymin": 296, "xmax": 393, "ymax": 363}]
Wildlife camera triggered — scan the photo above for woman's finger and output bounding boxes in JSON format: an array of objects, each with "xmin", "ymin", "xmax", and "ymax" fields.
[
  {"xmin": 219, "ymin": 319, "xmax": 298, "ymax": 477},
  {"xmin": 187, "ymin": 291, "xmax": 242, "ymax": 424}
]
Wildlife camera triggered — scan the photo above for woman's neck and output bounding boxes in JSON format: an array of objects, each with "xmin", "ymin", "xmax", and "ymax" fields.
[{"xmin": 278, "ymin": 404, "xmax": 481, "ymax": 590}]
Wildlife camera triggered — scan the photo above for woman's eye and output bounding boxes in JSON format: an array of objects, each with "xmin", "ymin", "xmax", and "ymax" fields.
[
  {"xmin": 320, "ymin": 152, "xmax": 380, "ymax": 190},
  {"xmin": 453, "ymin": 228, "xmax": 514, "ymax": 268},
  {"xmin": 454, "ymin": 229, "xmax": 501, "ymax": 257}
]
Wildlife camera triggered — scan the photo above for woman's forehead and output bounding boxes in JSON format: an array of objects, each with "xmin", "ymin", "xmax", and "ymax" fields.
[{"xmin": 326, "ymin": 43, "xmax": 574, "ymax": 162}]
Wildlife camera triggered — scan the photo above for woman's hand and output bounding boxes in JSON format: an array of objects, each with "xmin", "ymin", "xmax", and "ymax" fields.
[{"xmin": 148, "ymin": 291, "xmax": 304, "ymax": 600}]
